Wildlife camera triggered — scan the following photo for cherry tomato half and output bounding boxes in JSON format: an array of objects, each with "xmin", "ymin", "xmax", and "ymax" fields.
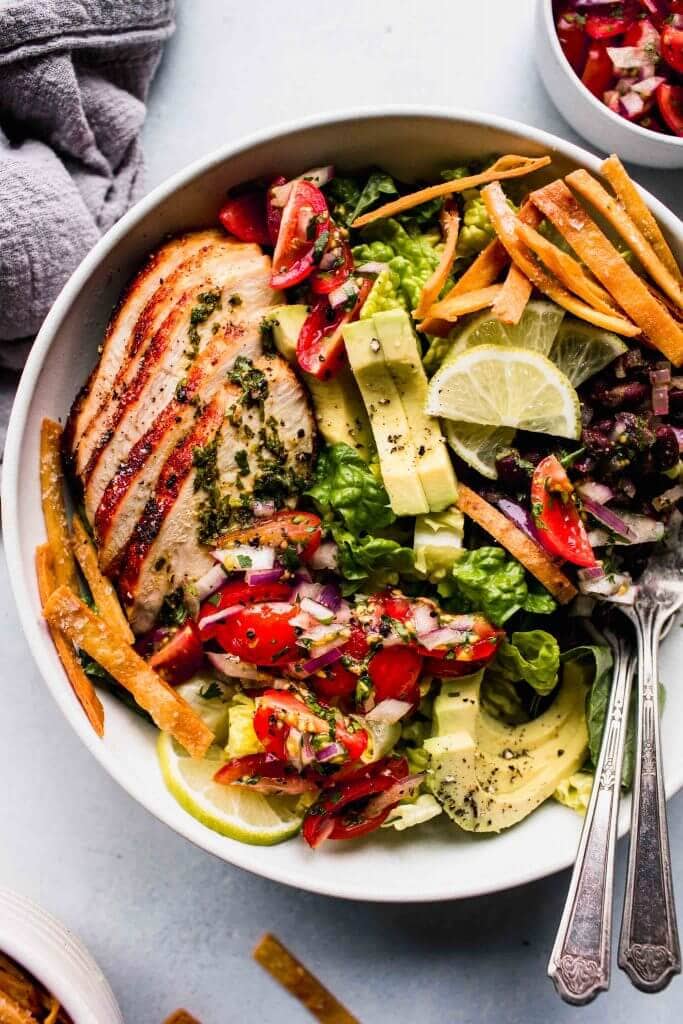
[
  {"xmin": 657, "ymin": 84, "xmax": 683, "ymax": 137},
  {"xmin": 213, "ymin": 753, "xmax": 318, "ymax": 794},
  {"xmin": 581, "ymin": 43, "xmax": 615, "ymax": 98},
  {"xmin": 253, "ymin": 703, "xmax": 290, "ymax": 760},
  {"xmin": 218, "ymin": 191, "xmax": 270, "ymax": 246},
  {"xmin": 367, "ymin": 646, "xmax": 423, "ymax": 706},
  {"xmin": 296, "ymin": 277, "xmax": 372, "ymax": 380},
  {"xmin": 556, "ymin": 10, "xmax": 588, "ymax": 74},
  {"xmin": 309, "ymin": 625, "xmax": 369, "ymax": 702},
  {"xmin": 531, "ymin": 455, "xmax": 597, "ymax": 567},
  {"xmin": 215, "ymin": 510, "xmax": 322, "ymax": 563},
  {"xmin": 270, "ymin": 180, "xmax": 330, "ymax": 290},
  {"xmin": 585, "ymin": 13, "xmax": 631, "ymax": 40},
  {"xmin": 662, "ymin": 26, "xmax": 683, "ymax": 74},
  {"xmin": 199, "ymin": 579, "xmax": 293, "ymax": 640},
  {"xmin": 310, "ymin": 228, "xmax": 354, "ymax": 295},
  {"xmin": 148, "ymin": 620, "xmax": 203, "ymax": 684},
  {"xmin": 266, "ymin": 175, "xmax": 287, "ymax": 246},
  {"xmin": 214, "ymin": 603, "xmax": 299, "ymax": 665}
]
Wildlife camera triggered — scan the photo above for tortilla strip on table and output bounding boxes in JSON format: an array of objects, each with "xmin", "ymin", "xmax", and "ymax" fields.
[
  {"xmin": 456, "ymin": 484, "xmax": 577, "ymax": 604},
  {"xmin": 71, "ymin": 514, "xmax": 134, "ymax": 644},
  {"xmin": 601, "ymin": 155, "xmax": 682, "ymax": 284},
  {"xmin": 351, "ymin": 154, "xmax": 551, "ymax": 228},
  {"xmin": 566, "ymin": 168, "xmax": 683, "ymax": 308},
  {"xmin": 40, "ymin": 418, "xmax": 79, "ymax": 592},
  {"xmin": 530, "ymin": 180, "xmax": 683, "ymax": 365},
  {"xmin": 414, "ymin": 211, "xmax": 460, "ymax": 318},
  {"xmin": 42, "ymin": 586, "xmax": 213, "ymax": 758},
  {"xmin": 491, "ymin": 203, "xmax": 543, "ymax": 325},
  {"xmin": 482, "ymin": 182, "xmax": 641, "ymax": 338},
  {"xmin": 35, "ymin": 544, "xmax": 105, "ymax": 737},
  {"xmin": 161, "ymin": 1012, "xmax": 202, "ymax": 1024},
  {"xmin": 253, "ymin": 933, "xmax": 359, "ymax": 1024},
  {"xmin": 425, "ymin": 284, "xmax": 503, "ymax": 324}
]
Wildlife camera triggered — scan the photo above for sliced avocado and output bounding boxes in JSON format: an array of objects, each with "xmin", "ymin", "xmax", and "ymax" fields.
[
  {"xmin": 373, "ymin": 310, "xmax": 458, "ymax": 511},
  {"xmin": 343, "ymin": 319, "xmax": 429, "ymax": 517},
  {"xmin": 270, "ymin": 305, "xmax": 373, "ymax": 460},
  {"xmin": 424, "ymin": 669, "xmax": 588, "ymax": 832}
]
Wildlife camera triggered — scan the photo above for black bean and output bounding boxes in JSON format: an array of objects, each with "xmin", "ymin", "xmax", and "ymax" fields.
[{"xmin": 654, "ymin": 426, "xmax": 679, "ymax": 471}]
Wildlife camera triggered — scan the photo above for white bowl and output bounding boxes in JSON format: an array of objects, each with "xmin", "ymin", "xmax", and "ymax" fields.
[
  {"xmin": 535, "ymin": 0, "xmax": 683, "ymax": 169},
  {"xmin": 3, "ymin": 108, "xmax": 683, "ymax": 902},
  {"xmin": 0, "ymin": 889, "xmax": 123, "ymax": 1024}
]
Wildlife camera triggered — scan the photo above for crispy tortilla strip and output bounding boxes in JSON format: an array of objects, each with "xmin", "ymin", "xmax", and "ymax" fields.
[
  {"xmin": 601, "ymin": 155, "xmax": 682, "ymax": 285},
  {"xmin": 71, "ymin": 515, "xmax": 134, "ymax": 644},
  {"xmin": 43, "ymin": 586, "xmax": 213, "ymax": 757},
  {"xmin": 36, "ymin": 544, "xmax": 104, "ymax": 737},
  {"xmin": 0, "ymin": 991, "xmax": 38, "ymax": 1024},
  {"xmin": 351, "ymin": 154, "xmax": 552, "ymax": 228},
  {"xmin": 40, "ymin": 419, "xmax": 78, "ymax": 593},
  {"xmin": 43, "ymin": 1000, "xmax": 60, "ymax": 1024},
  {"xmin": 482, "ymin": 182, "xmax": 641, "ymax": 338},
  {"xmin": 418, "ymin": 239, "xmax": 509, "ymax": 334},
  {"xmin": 516, "ymin": 222, "xmax": 616, "ymax": 316},
  {"xmin": 162, "ymin": 1012, "xmax": 202, "ymax": 1024},
  {"xmin": 566, "ymin": 169, "xmax": 683, "ymax": 309},
  {"xmin": 425, "ymin": 284, "xmax": 502, "ymax": 324},
  {"xmin": 491, "ymin": 203, "xmax": 543, "ymax": 325},
  {"xmin": 456, "ymin": 484, "xmax": 577, "ymax": 604},
  {"xmin": 414, "ymin": 211, "xmax": 460, "ymax": 318},
  {"xmin": 253, "ymin": 934, "xmax": 359, "ymax": 1024},
  {"xmin": 531, "ymin": 180, "xmax": 683, "ymax": 365}
]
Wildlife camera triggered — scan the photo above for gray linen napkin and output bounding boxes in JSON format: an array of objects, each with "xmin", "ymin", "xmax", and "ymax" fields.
[{"xmin": 0, "ymin": 0, "xmax": 175, "ymax": 456}]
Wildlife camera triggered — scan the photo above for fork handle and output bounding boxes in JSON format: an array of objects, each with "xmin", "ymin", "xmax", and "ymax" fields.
[
  {"xmin": 548, "ymin": 636, "xmax": 634, "ymax": 1005},
  {"xmin": 619, "ymin": 605, "xmax": 681, "ymax": 992}
]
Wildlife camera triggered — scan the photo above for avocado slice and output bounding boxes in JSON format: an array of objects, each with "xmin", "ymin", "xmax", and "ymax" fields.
[
  {"xmin": 373, "ymin": 309, "xmax": 458, "ymax": 511},
  {"xmin": 425, "ymin": 668, "xmax": 589, "ymax": 832},
  {"xmin": 269, "ymin": 305, "xmax": 373, "ymax": 460},
  {"xmin": 343, "ymin": 319, "xmax": 429, "ymax": 516}
]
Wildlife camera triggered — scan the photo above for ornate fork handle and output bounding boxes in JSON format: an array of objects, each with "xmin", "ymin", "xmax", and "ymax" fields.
[
  {"xmin": 548, "ymin": 630, "xmax": 635, "ymax": 1005},
  {"xmin": 619, "ymin": 597, "xmax": 681, "ymax": 993}
]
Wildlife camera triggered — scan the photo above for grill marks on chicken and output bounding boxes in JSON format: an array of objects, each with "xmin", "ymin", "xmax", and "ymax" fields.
[{"xmin": 66, "ymin": 231, "xmax": 316, "ymax": 634}]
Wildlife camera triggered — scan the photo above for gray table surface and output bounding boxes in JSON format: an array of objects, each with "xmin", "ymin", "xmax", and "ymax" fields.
[{"xmin": 2, "ymin": 1, "xmax": 683, "ymax": 1021}]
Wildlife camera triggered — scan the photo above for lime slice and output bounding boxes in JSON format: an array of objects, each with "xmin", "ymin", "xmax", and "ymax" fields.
[
  {"xmin": 427, "ymin": 345, "xmax": 581, "ymax": 439},
  {"xmin": 443, "ymin": 300, "xmax": 565, "ymax": 366},
  {"xmin": 444, "ymin": 421, "xmax": 516, "ymax": 479},
  {"xmin": 158, "ymin": 733, "xmax": 303, "ymax": 845},
  {"xmin": 548, "ymin": 318, "xmax": 628, "ymax": 387}
]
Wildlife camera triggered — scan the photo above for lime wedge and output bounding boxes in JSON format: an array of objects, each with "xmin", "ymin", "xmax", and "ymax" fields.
[
  {"xmin": 158, "ymin": 732, "xmax": 303, "ymax": 845},
  {"xmin": 427, "ymin": 345, "xmax": 581, "ymax": 439},
  {"xmin": 548, "ymin": 318, "xmax": 628, "ymax": 387},
  {"xmin": 443, "ymin": 300, "xmax": 565, "ymax": 366},
  {"xmin": 443, "ymin": 421, "xmax": 516, "ymax": 479}
]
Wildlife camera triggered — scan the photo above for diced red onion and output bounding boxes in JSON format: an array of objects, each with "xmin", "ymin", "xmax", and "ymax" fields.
[
  {"xmin": 591, "ymin": 513, "xmax": 665, "ymax": 547},
  {"xmin": 579, "ymin": 564, "xmax": 607, "ymax": 582},
  {"xmin": 653, "ymin": 485, "xmax": 683, "ymax": 512},
  {"xmin": 638, "ymin": 62, "xmax": 658, "ymax": 81},
  {"xmin": 212, "ymin": 545, "xmax": 276, "ymax": 571},
  {"xmin": 365, "ymin": 699, "xmax": 413, "ymax": 724},
  {"xmin": 252, "ymin": 499, "xmax": 276, "ymax": 518},
  {"xmin": 297, "ymin": 205, "xmax": 315, "ymax": 241},
  {"xmin": 299, "ymin": 623, "xmax": 349, "ymax": 649},
  {"xmin": 364, "ymin": 774, "xmax": 425, "ymax": 818},
  {"xmin": 616, "ymin": 77, "xmax": 635, "ymax": 96},
  {"xmin": 651, "ymin": 366, "xmax": 671, "ymax": 385},
  {"xmin": 496, "ymin": 498, "xmax": 543, "ymax": 546},
  {"xmin": 633, "ymin": 76, "xmax": 666, "ymax": 98},
  {"xmin": 672, "ymin": 427, "xmax": 683, "ymax": 452},
  {"xmin": 581, "ymin": 496, "xmax": 637, "ymax": 541},
  {"xmin": 608, "ymin": 47, "xmax": 654, "ymax": 70},
  {"xmin": 418, "ymin": 627, "xmax": 470, "ymax": 651},
  {"xmin": 620, "ymin": 91, "xmax": 646, "ymax": 120},
  {"xmin": 292, "ymin": 580, "xmax": 322, "ymax": 603},
  {"xmin": 196, "ymin": 563, "xmax": 228, "ymax": 601},
  {"xmin": 577, "ymin": 481, "xmax": 614, "ymax": 504},
  {"xmin": 329, "ymin": 278, "xmax": 360, "ymax": 309},
  {"xmin": 301, "ymin": 648, "xmax": 343, "ymax": 674},
  {"xmin": 290, "ymin": 610, "xmax": 319, "ymax": 631},
  {"xmin": 206, "ymin": 651, "xmax": 266, "ymax": 680},
  {"xmin": 357, "ymin": 261, "xmax": 388, "ymax": 275},
  {"xmin": 294, "ymin": 566, "xmax": 313, "ymax": 583},
  {"xmin": 578, "ymin": 566, "xmax": 632, "ymax": 598},
  {"xmin": 673, "ymin": 13, "xmax": 683, "ymax": 28},
  {"xmin": 412, "ymin": 601, "xmax": 439, "ymax": 637},
  {"xmin": 300, "ymin": 597, "xmax": 335, "ymax": 623},
  {"xmin": 316, "ymin": 741, "xmax": 347, "ymax": 763},
  {"xmin": 319, "ymin": 249, "xmax": 340, "ymax": 271},
  {"xmin": 334, "ymin": 600, "xmax": 352, "ymax": 625},
  {"xmin": 246, "ymin": 567, "xmax": 284, "ymax": 586},
  {"xmin": 197, "ymin": 604, "xmax": 243, "ymax": 630},
  {"xmin": 317, "ymin": 584, "xmax": 342, "ymax": 612},
  {"xmin": 301, "ymin": 732, "xmax": 316, "ymax": 768},
  {"xmin": 309, "ymin": 541, "xmax": 339, "ymax": 571},
  {"xmin": 652, "ymin": 384, "xmax": 669, "ymax": 416},
  {"xmin": 604, "ymin": 90, "xmax": 621, "ymax": 113}
]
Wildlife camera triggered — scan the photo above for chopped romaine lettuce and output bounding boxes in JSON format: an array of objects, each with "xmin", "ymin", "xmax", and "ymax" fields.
[
  {"xmin": 353, "ymin": 219, "xmax": 440, "ymax": 313},
  {"xmin": 382, "ymin": 794, "xmax": 442, "ymax": 831},
  {"xmin": 439, "ymin": 546, "xmax": 556, "ymax": 626},
  {"xmin": 494, "ymin": 630, "xmax": 561, "ymax": 696},
  {"xmin": 554, "ymin": 771, "xmax": 594, "ymax": 814},
  {"xmin": 331, "ymin": 525, "xmax": 414, "ymax": 594},
  {"xmin": 413, "ymin": 507, "xmax": 465, "ymax": 580},
  {"xmin": 349, "ymin": 170, "xmax": 399, "ymax": 224},
  {"xmin": 307, "ymin": 443, "xmax": 395, "ymax": 534}
]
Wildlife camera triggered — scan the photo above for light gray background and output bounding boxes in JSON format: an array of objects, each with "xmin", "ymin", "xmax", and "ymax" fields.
[{"xmin": 2, "ymin": 1, "xmax": 682, "ymax": 1021}]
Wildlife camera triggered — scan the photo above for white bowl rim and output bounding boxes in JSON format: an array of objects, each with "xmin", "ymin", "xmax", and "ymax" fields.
[
  {"xmin": 539, "ymin": 0, "xmax": 683, "ymax": 148},
  {"xmin": 3, "ymin": 104, "xmax": 682, "ymax": 902}
]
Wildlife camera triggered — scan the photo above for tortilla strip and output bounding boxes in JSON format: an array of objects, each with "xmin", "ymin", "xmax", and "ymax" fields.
[
  {"xmin": 0, "ymin": 991, "xmax": 37, "ymax": 1024},
  {"xmin": 426, "ymin": 284, "xmax": 503, "ymax": 324},
  {"xmin": 71, "ymin": 514, "xmax": 134, "ymax": 644},
  {"xmin": 162, "ymin": 1012, "xmax": 202, "ymax": 1024},
  {"xmin": 351, "ymin": 154, "xmax": 551, "ymax": 228},
  {"xmin": 456, "ymin": 484, "xmax": 577, "ymax": 604},
  {"xmin": 531, "ymin": 180, "xmax": 683, "ymax": 365},
  {"xmin": 491, "ymin": 204, "xmax": 542, "ymax": 325},
  {"xmin": 253, "ymin": 934, "xmax": 359, "ymax": 1024},
  {"xmin": 40, "ymin": 418, "xmax": 78, "ymax": 593},
  {"xmin": 516, "ymin": 222, "xmax": 617, "ymax": 316},
  {"xmin": 601, "ymin": 155, "xmax": 682, "ymax": 285},
  {"xmin": 418, "ymin": 238, "xmax": 509, "ymax": 335},
  {"xmin": 35, "ymin": 544, "xmax": 105, "ymax": 737},
  {"xmin": 43, "ymin": 586, "xmax": 213, "ymax": 758},
  {"xmin": 482, "ymin": 182, "xmax": 641, "ymax": 338},
  {"xmin": 566, "ymin": 168, "xmax": 683, "ymax": 308},
  {"xmin": 414, "ymin": 211, "xmax": 460, "ymax": 318}
]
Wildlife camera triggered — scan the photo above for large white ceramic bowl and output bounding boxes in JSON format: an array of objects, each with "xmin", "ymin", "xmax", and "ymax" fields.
[
  {"xmin": 3, "ymin": 109, "xmax": 683, "ymax": 902},
  {"xmin": 0, "ymin": 889, "xmax": 123, "ymax": 1024},
  {"xmin": 535, "ymin": 0, "xmax": 683, "ymax": 169}
]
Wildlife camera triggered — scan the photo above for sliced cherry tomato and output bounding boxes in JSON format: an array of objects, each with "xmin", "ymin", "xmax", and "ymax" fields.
[
  {"xmin": 417, "ymin": 615, "xmax": 501, "ymax": 671},
  {"xmin": 256, "ymin": 690, "xmax": 331, "ymax": 734},
  {"xmin": 662, "ymin": 26, "xmax": 683, "ymax": 74},
  {"xmin": 266, "ymin": 175, "xmax": 287, "ymax": 246},
  {"xmin": 253, "ymin": 703, "xmax": 290, "ymax": 760},
  {"xmin": 214, "ymin": 603, "xmax": 299, "ymax": 665},
  {"xmin": 657, "ymin": 83, "xmax": 683, "ymax": 136},
  {"xmin": 148, "ymin": 620, "xmax": 203, "ymax": 684},
  {"xmin": 367, "ymin": 646, "xmax": 423, "ymax": 705},
  {"xmin": 270, "ymin": 180, "xmax": 330, "ymax": 290},
  {"xmin": 557, "ymin": 10, "xmax": 588, "ymax": 74},
  {"xmin": 585, "ymin": 14, "xmax": 631, "ymax": 40},
  {"xmin": 581, "ymin": 42, "xmax": 615, "ymax": 97},
  {"xmin": 623, "ymin": 16, "xmax": 660, "ymax": 48},
  {"xmin": 218, "ymin": 191, "xmax": 270, "ymax": 246},
  {"xmin": 215, "ymin": 510, "xmax": 322, "ymax": 563},
  {"xmin": 214, "ymin": 753, "xmax": 318, "ymax": 794},
  {"xmin": 372, "ymin": 592, "xmax": 412, "ymax": 623},
  {"xmin": 531, "ymin": 455, "xmax": 597, "ymax": 567},
  {"xmin": 310, "ymin": 228, "xmax": 354, "ymax": 295},
  {"xmin": 199, "ymin": 579, "xmax": 293, "ymax": 640},
  {"xmin": 309, "ymin": 624, "xmax": 369, "ymax": 702},
  {"xmin": 335, "ymin": 721, "xmax": 368, "ymax": 761},
  {"xmin": 296, "ymin": 277, "xmax": 372, "ymax": 380}
]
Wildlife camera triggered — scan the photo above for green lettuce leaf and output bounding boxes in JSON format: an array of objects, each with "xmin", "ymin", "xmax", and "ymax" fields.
[
  {"xmin": 350, "ymin": 170, "xmax": 399, "ymax": 223},
  {"xmin": 352, "ymin": 219, "xmax": 440, "ymax": 312},
  {"xmin": 331, "ymin": 525, "xmax": 414, "ymax": 594},
  {"xmin": 440, "ymin": 546, "xmax": 556, "ymax": 626},
  {"xmin": 495, "ymin": 630, "xmax": 561, "ymax": 696},
  {"xmin": 307, "ymin": 443, "xmax": 395, "ymax": 535}
]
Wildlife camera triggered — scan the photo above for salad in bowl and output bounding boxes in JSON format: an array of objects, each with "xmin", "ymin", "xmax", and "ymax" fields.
[{"xmin": 34, "ymin": 146, "xmax": 682, "ymax": 853}]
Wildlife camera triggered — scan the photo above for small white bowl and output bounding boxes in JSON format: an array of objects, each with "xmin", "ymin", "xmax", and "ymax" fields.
[
  {"xmin": 0, "ymin": 889, "xmax": 123, "ymax": 1024},
  {"xmin": 535, "ymin": 0, "xmax": 683, "ymax": 169}
]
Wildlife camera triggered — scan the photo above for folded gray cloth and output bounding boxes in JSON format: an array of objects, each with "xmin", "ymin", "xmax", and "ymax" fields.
[{"xmin": 0, "ymin": 0, "xmax": 175, "ymax": 454}]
